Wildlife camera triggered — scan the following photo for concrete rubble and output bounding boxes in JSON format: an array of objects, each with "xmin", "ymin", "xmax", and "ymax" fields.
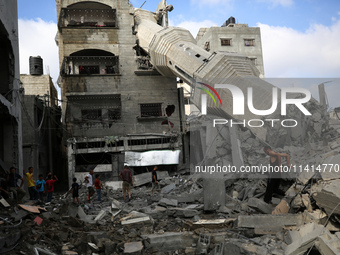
[{"xmin": 0, "ymin": 106, "xmax": 339, "ymax": 255}]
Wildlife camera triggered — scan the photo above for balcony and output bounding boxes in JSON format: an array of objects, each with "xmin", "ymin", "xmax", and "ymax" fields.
[
  {"xmin": 58, "ymin": 8, "xmax": 117, "ymax": 29},
  {"xmin": 134, "ymin": 57, "xmax": 160, "ymax": 76},
  {"xmin": 61, "ymin": 56, "xmax": 119, "ymax": 76}
]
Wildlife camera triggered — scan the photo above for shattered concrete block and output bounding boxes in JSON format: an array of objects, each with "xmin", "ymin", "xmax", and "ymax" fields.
[
  {"xmin": 142, "ymin": 232, "xmax": 195, "ymax": 253},
  {"xmin": 304, "ymin": 209, "xmax": 327, "ymax": 225},
  {"xmin": 285, "ymin": 223, "xmax": 326, "ymax": 255},
  {"xmin": 94, "ymin": 210, "xmax": 108, "ymax": 222},
  {"xmin": 223, "ymin": 238, "xmax": 268, "ymax": 255},
  {"xmin": 159, "ymin": 198, "xmax": 178, "ymax": 207},
  {"xmin": 313, "ymin": 179, "xmax": 340, "ymax": 216},
  {"xmin": 167, "ymin": 208, "xmax": 198, "ymax": 218},
  {"xmin": 203, "ymin": 175, "xmax": 225, "ymax": 211},
  {"xmin": 316, "ymin": 231, "xmax": 340, "ymax": 255},
  {"xmin": 161, "ymin": 183, "xmax": 176, "ymax": 194},
  {"xmin": 121, "ymin": 211, "xmax": 153, "ymax": 226},
  {"xmin": 247, "ymin": 197, "xmax": 274, "ymax": 214},
  {"xmin": 124, "ymin": 241, "xmax": 143, "ymax": 254},
  {"xmin": 238, "ymin": 214, "xmax": 306, "ymax": 230}
]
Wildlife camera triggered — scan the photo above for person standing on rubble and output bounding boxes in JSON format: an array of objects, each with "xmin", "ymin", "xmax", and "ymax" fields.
[
  {"xmin": 94, "ymin": 174, "xmax": 102, "ymax": 202},
  {"xmin": 46, "ymin": 173, "xmax": 58, "ymax": 202},
  {"xmin": 119, "ymin": 165, "xmax": 132, "ymax": 201},
  {"xmin": 8, "ymin": 167, "xmax": 26, "ymax": 202},
  {"xmin": 24, "ymin": 167, "xmax": 38, "ymax": 200},
  {"xmin": 263, "ymin": 146, "xmax": 290, "ymax": 204},
  {"xmin": 151, "ymin": 166, "xmax": 161, "ymax": 196},
  {"xmin": 85, "ymin": 169, "xmax": 95, "ymax": 203},
  {"xmin": 36, "ymin": 174, "xmax": 46, "ymax": 202}
]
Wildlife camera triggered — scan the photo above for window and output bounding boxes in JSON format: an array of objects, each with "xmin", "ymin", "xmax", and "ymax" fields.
[
  {"xmin": 140, "ymin": 103, "xmax": 162, "ymax": 117},
  {"xmin": 81, "ymin": 109, "xmax": 102, "ymax": 120},
  {"xmin": 244, "ymin": 39, "xmax": 255, "ymax": 46},
  {"xmin": 221, "ymin": 39, "xmax": 231, "ymax": 46},
  {"xmin": 79, "ymin": 65, "xmax": 100, "ymax": 74},
  {"xmin": 105, "ymin": 66, "xmax": 116, "ymax": 74}
]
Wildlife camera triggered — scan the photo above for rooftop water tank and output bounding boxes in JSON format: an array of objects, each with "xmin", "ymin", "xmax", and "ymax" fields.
[{"xmin": 29, "ymin": 56, "xmax": 43, "ymax": 75}]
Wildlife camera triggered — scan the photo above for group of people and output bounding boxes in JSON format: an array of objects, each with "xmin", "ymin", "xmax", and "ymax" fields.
[
  {"xmin": 74, "ymin": 165, "xmax": 162, "ymax": 204},
  {"xmin": 0, "ymin": 166, "xmax": 58, "ymax": 203}
]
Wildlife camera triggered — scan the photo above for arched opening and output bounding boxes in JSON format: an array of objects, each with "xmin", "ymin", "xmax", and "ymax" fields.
[
  {"xmin": 59, "ymin": 1, "xmax": 116, "ymax": 28},
  {"xmin": 63, "ymin": 49, "xmax": 119, "ymax": 75},
  {"xmin": 67, "ymin": 1, "xmax": 111, "ymax": 9},
  {"xmin": 70, "ymin": 49, "xmax": 115, "ymax": 57}
]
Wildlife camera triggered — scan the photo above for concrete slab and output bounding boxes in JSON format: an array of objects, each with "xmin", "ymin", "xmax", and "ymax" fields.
[
  {"xmin": 203, "ymin": 176, "xmax": 225, "ymax": 211},
  {"xmin": 105, "ymin": 181, "xmax": 122, "ymax": 190},
  {"xmin": 161, "ymin": 183, "xmax": 176, "ymax": 194},
  {"xmin": 313, "ymin": 179, "xmax": 340, "ymax": 216},
  {"xmin": 142, "ymin": 232, "xmax": 194, "ymax": 252},
  {"xmin": 124, "ymin": 241, "xmax": 143, "ymax": 254},
  {"xmin": 167, "ymin": 208, "xmax": 198, "ymax": 218},
  {"xmin": 159, "ymin": 198, "xmax": 178, "ymax": 207},
  {"xmin": 238, "ymin": 214, "xmax": 306, "ymax": 229},
  {"xmin": 285, "ymin": 223, "xmax": 326, "ymax": 255}
]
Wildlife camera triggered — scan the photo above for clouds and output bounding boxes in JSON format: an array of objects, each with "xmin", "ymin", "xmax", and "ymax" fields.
[
  {"xmin": 18, "ymin": 18, "xmax": 59, "ymax": 91},
  {"xmin": 258, "ymin": 20, "xmax": 340, "ymax": 77},
  {"xmin": 257, "ymin": 0, "xmax": 293, "ymax": 7},
  {"xmin": 172, "ymin": 20, "xmax": 218, "ymax": 38}
]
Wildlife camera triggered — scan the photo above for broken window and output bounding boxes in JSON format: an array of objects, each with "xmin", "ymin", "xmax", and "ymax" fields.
[
  {"xmin": 140, "ymin": 103, "xmax": 162, "ymax": 117},
  {"xmin": 248, "ymin": 57, "xmax": 257, "ymax": 65},
  {"xmin": 79, "ymin": 65, "xmax": 100, "ymax": 75},
  {"xmin": 244, "ymin": 39, "xmax": 255, "ymax": 46},
  {"xmin": 204, "ymin": 42, "xmax": 210, "ymax": 52},
  {"xmin": 221, "ymin": 39, "xmax": 231, "ymax": 46},
  {"xmin": 81, "ymin": 109, "xmax": 102, "ymax": 120}
]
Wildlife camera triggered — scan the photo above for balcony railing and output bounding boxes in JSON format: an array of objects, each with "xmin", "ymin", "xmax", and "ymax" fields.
[
  {"xmin": 58, "ymin": 8, "xmax": 117, "ymax": 28},
  {"xmin": 61, "ymin": 56, "xmax": 119, "ymax": 76}
]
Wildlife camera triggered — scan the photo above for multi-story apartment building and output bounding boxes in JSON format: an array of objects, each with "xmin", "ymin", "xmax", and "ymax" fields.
[{"xmin": 56, "ymin": 0, "xmax": 186, "ymax": 185}]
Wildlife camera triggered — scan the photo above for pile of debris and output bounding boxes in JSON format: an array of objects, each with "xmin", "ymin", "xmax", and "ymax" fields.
[{"xmin": 1, "ymin": 113, "xmax": 340, "ymax": 254}]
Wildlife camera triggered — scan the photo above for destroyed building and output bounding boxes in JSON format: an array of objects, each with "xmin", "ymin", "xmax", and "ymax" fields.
[
  {"xmin": 1, "ymin": 1, "xmax": 340, "ymax": 255},
  {"xmin": 56, "ymin": 0, "xmax": 187, "ymax": 186},
  {"xmin": 196, "ymin": 16, "xmax": 265, "ymax": 78},
  {"xmin": 0, "ymin": 0, "xmax": 23, "ymax": 173},
  {"xmin": 20, "ymin": 57, "xmax": 67, "ymax": 190}
]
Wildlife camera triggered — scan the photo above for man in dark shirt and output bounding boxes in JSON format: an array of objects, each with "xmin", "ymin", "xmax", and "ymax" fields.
[
  {"xmin": 8, "ymin": 167, "xmax": 26, "ymax": 202},
  {"xmin": 119, "ymin": 165, "xmax": 132, "ymax": 201},
  {"xmin": 263, "ymin": 146, "xmax": 290, "ymax": 204},
  {"xmin": 151, "ymin": 166, "xmax": 160, "ymax": 196}
]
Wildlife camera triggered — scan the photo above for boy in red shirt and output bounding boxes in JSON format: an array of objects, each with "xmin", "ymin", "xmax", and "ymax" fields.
[
  {"xmin": 46, "ymin": 173, "xmax": 58, "ymax": 202},
  {"xmin": 94, "ymin": 174, "xmax": 102, "ymax": 202}
]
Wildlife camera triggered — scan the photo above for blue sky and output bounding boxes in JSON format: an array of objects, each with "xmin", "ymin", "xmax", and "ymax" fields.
[
  {"xmin": 17, "ymin": 0, "xmax": 340, "ymax": 108},
  {"xmin": 18, "ymin": 0, "xmax": 340, "ymax": 32}
]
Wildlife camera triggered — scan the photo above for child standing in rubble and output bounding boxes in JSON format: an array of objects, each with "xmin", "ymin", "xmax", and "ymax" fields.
[
  {"xmin": 36, "ymin": 174, "xmax": 46, "ymax": 202},
  {"xmin": 94, "ymin": 174, "xmax": 102, "ymax": 202},
  {"xmin": 72, "ymin": 178, "xmax": 80, "ymax": 205},
  {"xmin": 46, "ymin": 173, "xmax": 58, "ymax": 202}
]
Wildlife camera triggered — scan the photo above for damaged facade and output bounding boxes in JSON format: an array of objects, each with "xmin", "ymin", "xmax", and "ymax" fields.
[
  {"xmin": 0, "ymin": 0, "xmax": 23, "ymax": 173},
  {"xmin": 56, "ymin": 0, "xmax": 186, "ymax": 186}
]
